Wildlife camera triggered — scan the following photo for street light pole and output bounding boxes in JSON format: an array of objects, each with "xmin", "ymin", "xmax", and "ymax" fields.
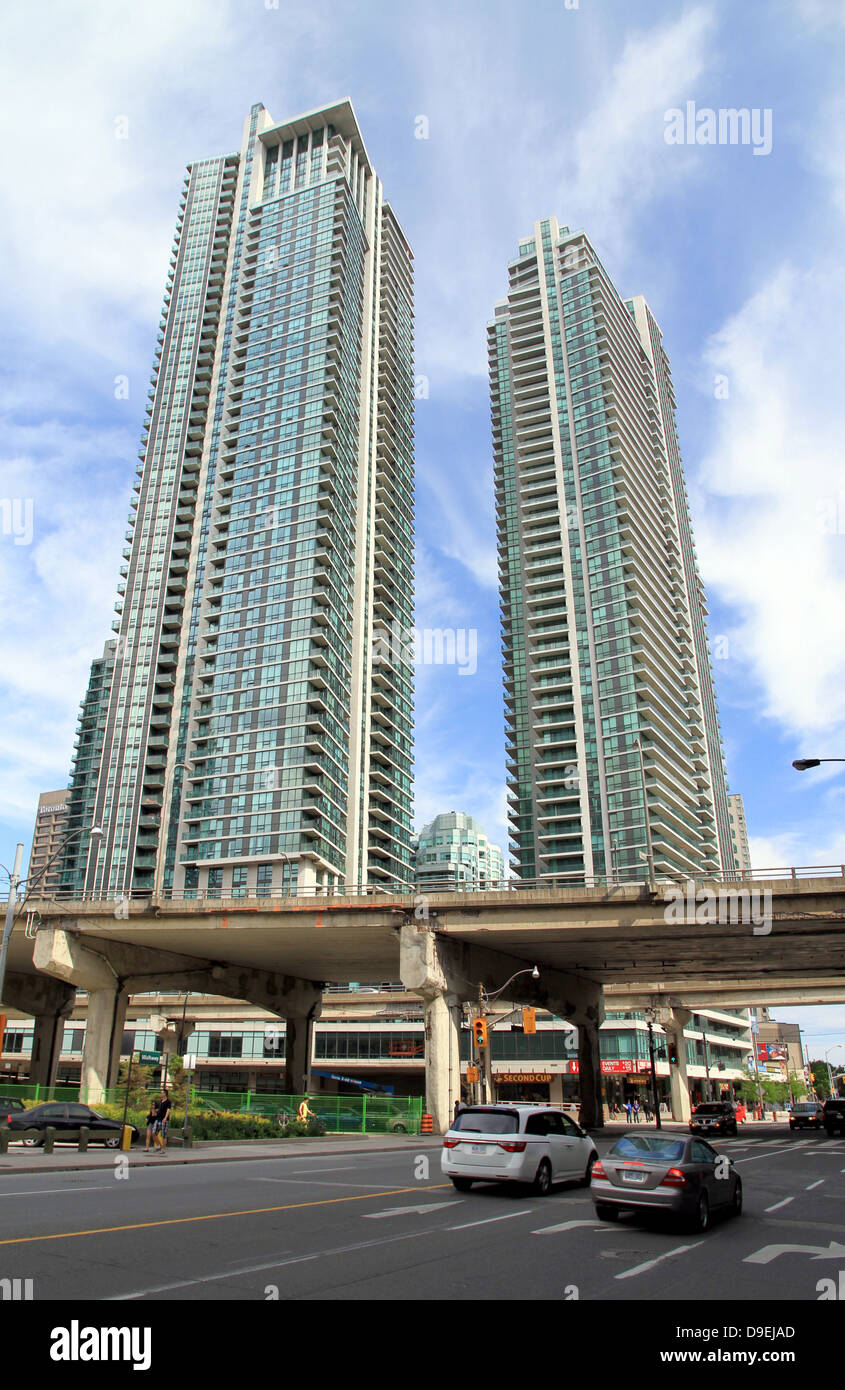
[
  {"xmin": 643, "ymin": 1008, "xmax": 662, "ymax": 1130},
  {"xmin": 474, "ymin": 967, "xmax": 540, "ymax": 1107}
]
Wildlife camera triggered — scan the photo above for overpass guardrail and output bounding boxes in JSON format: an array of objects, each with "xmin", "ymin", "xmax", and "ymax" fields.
[{"xmin": 8, "ymin": 865, "xmax": 845, "ymax": 907}]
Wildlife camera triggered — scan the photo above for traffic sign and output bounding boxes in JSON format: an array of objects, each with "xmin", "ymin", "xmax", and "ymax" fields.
[{"xmin": 138, "ymin": 1051, "xmax": 161, "ymax": 1066}]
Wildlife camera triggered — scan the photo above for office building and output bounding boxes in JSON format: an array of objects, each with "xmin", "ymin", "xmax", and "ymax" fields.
[
  {"xmin": 61, "ymin": 101, "xmax": 414, "ymax": 900},
  {"xmin": 414, "ymin": 811, "xmax": 505, "ymax": 890},
  {"xmin": 27, "ymin": 790, "xmax": 70, "ymax": 896},
  {"xmin": 490, "ymin": 218, "xmax": 732, "ymax": 882},
  {"xmin": 727, "ymin": 792, "xmax": 752, "ymax": 874}
]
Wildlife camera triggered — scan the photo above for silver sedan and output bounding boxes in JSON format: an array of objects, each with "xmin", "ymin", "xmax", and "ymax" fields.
[{"xmin": 590, "ymin": 1132, "xmax": 742, "ymax": 1232}]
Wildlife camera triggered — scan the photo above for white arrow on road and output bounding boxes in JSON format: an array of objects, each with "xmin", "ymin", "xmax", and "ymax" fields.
[
  {"xmin": 745, "ymin": 1241, "xmax": 845, "ymax": 1265},
  {"xmin": 532, "ymin": 1219, "xmax": 602, "ymax": 1235},
  {"xmin": 364, "ymin": 1201, "xmax": 459, "ymax": 1219}
]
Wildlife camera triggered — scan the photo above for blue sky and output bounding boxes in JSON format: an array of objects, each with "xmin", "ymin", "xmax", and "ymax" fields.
[{"xmin": 1, "ymin": 0, "xmax": 844, "ymax": 1056}]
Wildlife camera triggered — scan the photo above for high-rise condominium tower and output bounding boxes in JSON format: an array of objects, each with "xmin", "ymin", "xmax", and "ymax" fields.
[
  {"xmin": 62, "ymin": 101, "xmax": 414, "ymax": 899},
  {"xmin": 490, "ymin": 218, "xmax": 731, "ymax": 883}
]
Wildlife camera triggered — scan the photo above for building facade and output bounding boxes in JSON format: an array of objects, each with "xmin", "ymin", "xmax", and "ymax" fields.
[
  {"xmin": 27, "ymin": 791, "xmax": 70, "ymax": 896},
  {"xmin": 727, "ymin": 792, "xmax": 752, "ymax": 875},
  {"xmin": 490, "ymin": 219, "xmax": 732, "ymax": 883},
  {"xmin": 61, "ymin": 102, "xmax": 414, "ymax": 900},
  {"xmin": 0, "ymin": 990, "xmax": 751, "ymax": 1108},
  {"xmin": 414, "ymin": 811, "xmax": 505, "ymax": 890}
]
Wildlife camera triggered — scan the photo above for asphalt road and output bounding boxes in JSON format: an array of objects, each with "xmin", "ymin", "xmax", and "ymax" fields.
[{"xmin": 0, "ymin": 1129, "xmax": 843, "ymax": 1301}]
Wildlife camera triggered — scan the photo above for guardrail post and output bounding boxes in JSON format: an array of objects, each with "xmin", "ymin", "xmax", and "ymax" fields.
[
  {"xmin": 0, "ymin": 1130, "xmax": 9, "ymax": 1155},
  {"xmin": 182, "ymin": 1126, "xmax": 192, "ymax": 1148},
  {"xmin": 78, "ymin": 1126, "xmax": 89, "ymax": 1152},
  {"xmin": 43, "ymin": 1126, "xmax": 55, "ymax": 1154}
]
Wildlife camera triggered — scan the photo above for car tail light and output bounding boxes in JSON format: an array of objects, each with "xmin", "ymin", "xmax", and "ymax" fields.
[
  {"xmin": 498, "ymin": 1140, "xmax": 527, "ymax": 1153},
  {"xmin": 591, "ymin": 1159, "xmax": 606, "ymax": 1179},
  {"xmin": 443, "ymin": 1138, "xmax": 460, "ymax": 1148},
  {"xmin": 660, "ymin": 1167, "xmax": 688, "ymax": 1188}
]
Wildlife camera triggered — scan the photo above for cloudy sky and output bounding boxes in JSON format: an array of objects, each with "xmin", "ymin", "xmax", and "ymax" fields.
[{"xmin": 1, "ymin": 0, "xmax": 844, "ymax": 1055}]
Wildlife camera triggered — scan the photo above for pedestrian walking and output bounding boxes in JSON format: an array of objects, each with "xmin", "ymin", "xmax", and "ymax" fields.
[
  {"xmin": 633, "ymin": 1098, "xmax": 641, "ymax": 1123},
  {"xmin": 625, "ymin": 1099, "xmax": 633, "ymax": 1124},
  {"xmin": 152, "ymin": 1088, "xmax": 172, "ymax": 1153},
  {"xmin": 643, "ymin": 1097, "xmax": 652, "ymax": 1122}
]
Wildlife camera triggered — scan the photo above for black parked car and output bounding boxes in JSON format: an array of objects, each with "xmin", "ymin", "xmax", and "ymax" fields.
[
  {"xmin": 3, "ymin": 1102, "xmax": 138, "ymax": 1148},
  {"xmin": 823, "ymin": 1097, "xmax": 845, "ymax": 1137},
  {"xmin": 689, "ymin": 1102, "xmax": 738, "ymax": 1137}
]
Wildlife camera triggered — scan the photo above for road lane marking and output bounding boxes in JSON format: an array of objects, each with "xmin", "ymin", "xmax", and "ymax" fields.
[
  {"xmin": 764, "ymin": 1197, "xmax": 795, "ymax": 1212},
  {"xmin": 449, "ymin": 1209, "xmax": 533, "ymax": 1231},
  {"xmin": 806, "ymin": 1180, "xmax": 824, "ymax": 1190},
  {"xmin": 532, "ymin": 1219, "xmax": 602, "ymax": 1234},
  {"xmin": 0, "ymin": 1186, "xmax": 107, "ymax": 1198},
  {"xmin": 364, "ymin": 1201, "xmax": 458, "ymax": 1219},
  {"xmin": 252, "ymin": 1178, "xmax": 402, "ymax": 1189},
  {"xmin": 615, "ymin": 1241, "xmax": 703, "ymax": 1281},
  {"xmin": 0, "ymin": 1183, "xmax": 452, "ymax": 1247},
  {"xmin": 745, "ymin": 1239, "xmax": 845, "ymax": 1264},
  {"xmin": 112, "ymin": 1227, "xmax": 452, "ymax": 1300}
]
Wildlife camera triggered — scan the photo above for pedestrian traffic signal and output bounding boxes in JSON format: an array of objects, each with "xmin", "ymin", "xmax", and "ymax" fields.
[
  {"xmin": 522, "ymin": 1008, "xmax": 536, "ymax": 1035},
  {"xmin": 473, "ymin": 1017, "xmax": 488, "ymax": 1048}
]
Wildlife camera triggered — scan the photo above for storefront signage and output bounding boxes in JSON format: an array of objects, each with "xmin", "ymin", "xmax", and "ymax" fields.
[
  {"xmin": 491, "ymin": 1072, "xmax": 552, "ymax": 1084},
  {"xmin": 567, "ymin": 1060, "xmax": 649, "ymax": 1075}
]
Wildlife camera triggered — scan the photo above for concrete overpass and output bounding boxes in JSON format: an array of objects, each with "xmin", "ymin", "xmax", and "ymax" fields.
[{"xmin": 4, "ymin": 870, "xmax": 845, "ymax": 1130}]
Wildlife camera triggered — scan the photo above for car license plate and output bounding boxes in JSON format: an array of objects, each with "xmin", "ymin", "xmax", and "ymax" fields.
[
  {"xmin": 471, "ymin": 1144, "xmax": 488, "ymax": 1154},
  {"xmin": 622, "ymin": 1170, "xmax": 647, "ymax": 1183}
]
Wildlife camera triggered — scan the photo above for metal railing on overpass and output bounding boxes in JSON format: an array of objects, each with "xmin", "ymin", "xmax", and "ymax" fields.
[{"xmin": 8, "ymin": 864, "xmax": 845, "ymax": 907}]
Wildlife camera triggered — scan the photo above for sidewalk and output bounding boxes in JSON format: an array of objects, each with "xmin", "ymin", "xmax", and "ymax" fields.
[{"xmin": 0, "ymin": 1132, "xmax": 439, "ymax": 1176}]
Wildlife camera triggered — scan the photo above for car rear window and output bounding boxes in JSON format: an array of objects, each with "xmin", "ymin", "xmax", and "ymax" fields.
[
  {"xmin": 611, "ymin": 1135, "xmax": 687, "ymax": 1162},
  {"xmin": 451, "ymin": 1109, "xmax": 519, "ymax": 1135},
  {"xmin": 825, "ymin": 1100, "xmax": 845, "ymax": 1111}
]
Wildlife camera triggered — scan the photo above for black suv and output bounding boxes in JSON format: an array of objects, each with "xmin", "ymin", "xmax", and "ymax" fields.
[
  {"xmin": 823, "ymin": 1098, "xmax": 845, "ymax": 1137},
  {"xmin": 689, "ymin": 1102, "xmax": 738, "ymax": 1137}
]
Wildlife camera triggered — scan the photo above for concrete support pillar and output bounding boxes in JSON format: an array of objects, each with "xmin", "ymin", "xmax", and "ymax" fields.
[
  {"xmin": 577, "ymin": 1016, "xmax": 603, "ymax": 1129},
  {"xmin": 2, "ymin": 973, "xmax": 76, "ymax": 1092},
  {"xmin": 29, "ymin": 1012, "xmax": 65, "ymax": 1089},
  {"xmin": 422, "ymin": 994, "xmax": 460, "ymax": 1134},
  {"xmin": 285, "ymin": 1009, "xmax": 318, "ymax": 1095},
  {"xmin": 666, "ymin": 1008, "xmax": 692, "ymax": 1122},
  {"xmin": 81, "ymin": 985, "xmax": 127, "ymax": 1106}
]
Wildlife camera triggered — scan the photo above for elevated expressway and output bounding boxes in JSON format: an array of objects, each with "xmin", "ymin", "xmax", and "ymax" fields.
[{"xmin": 4, "ymin": 872, "xmax": 844, "ymax": 1130}]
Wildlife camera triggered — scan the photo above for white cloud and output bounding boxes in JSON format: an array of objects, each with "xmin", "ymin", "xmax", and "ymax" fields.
[{"xmin": 695, "ymin": 258, "xmax": 845, "ymax": 739}]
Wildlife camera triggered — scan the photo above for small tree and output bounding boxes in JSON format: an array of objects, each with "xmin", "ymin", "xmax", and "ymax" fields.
[{"xmin": 809, "ymin": 1061, "xmax": 832, "ymax": 1099}]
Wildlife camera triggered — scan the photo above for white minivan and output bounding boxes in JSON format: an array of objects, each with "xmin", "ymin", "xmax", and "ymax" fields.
[{"xmin": 441, "ymin": 1104, "xmax": 598, "ymax": 1195}]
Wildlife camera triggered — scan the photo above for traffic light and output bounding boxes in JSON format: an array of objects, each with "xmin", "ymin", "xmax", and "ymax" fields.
[
  {"xmin": 668, "ymin": 1043, "xmax": 679, "ymax": 1066},
  {"xmin": 522, "ymin": 1008, "xmax": 536, "ymax": 1035},
  {"xmin": 472, "ymin": 1017, "xmax": 488, "ymax": 1049}
]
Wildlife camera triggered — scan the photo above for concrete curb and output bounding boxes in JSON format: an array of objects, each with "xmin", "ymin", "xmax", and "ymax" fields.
[{"xmin": 0, "ymin": 1135, "xmax": 442, "ymax": 1176}]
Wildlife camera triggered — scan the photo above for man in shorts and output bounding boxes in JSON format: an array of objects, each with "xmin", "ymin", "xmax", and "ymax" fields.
[{"xmin": 153, "ymin": 1089, "xmax": 172, "ymax": 1152}]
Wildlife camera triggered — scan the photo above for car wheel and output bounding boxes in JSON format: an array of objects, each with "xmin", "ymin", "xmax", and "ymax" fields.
[
  {"xmin": 533, "ymin": 1158, "xmax": 552, "ymax": 1196},
  {"xmin": 595, "ymin": 1203, "xmax": 620, "ymax": 1222},
  {"xmin": 581, "ymin": 1152, "xmax": 597, "ymax": 1187},
  {"xmin": 22, "ymin": 1136, "xmax": 43, "ymax": 1147},
  {"xmin": 392, "ymin": 1122, "xmax": 407, "ymax": 1133},
  {"xmin": 103, "ymin": 1135, "xmax": 120, "ymax": 1149},
  {"xmin": 690, "ymin": 1191, "xmax": 710, "ymax": 1233},
  {"xmin": 451, "ymin": 1177, "xmax": 473, "ymax": 1192},
  {"xmin": 732, "ymin": 1178, "xmax": 743, "ymax": 1217}
]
